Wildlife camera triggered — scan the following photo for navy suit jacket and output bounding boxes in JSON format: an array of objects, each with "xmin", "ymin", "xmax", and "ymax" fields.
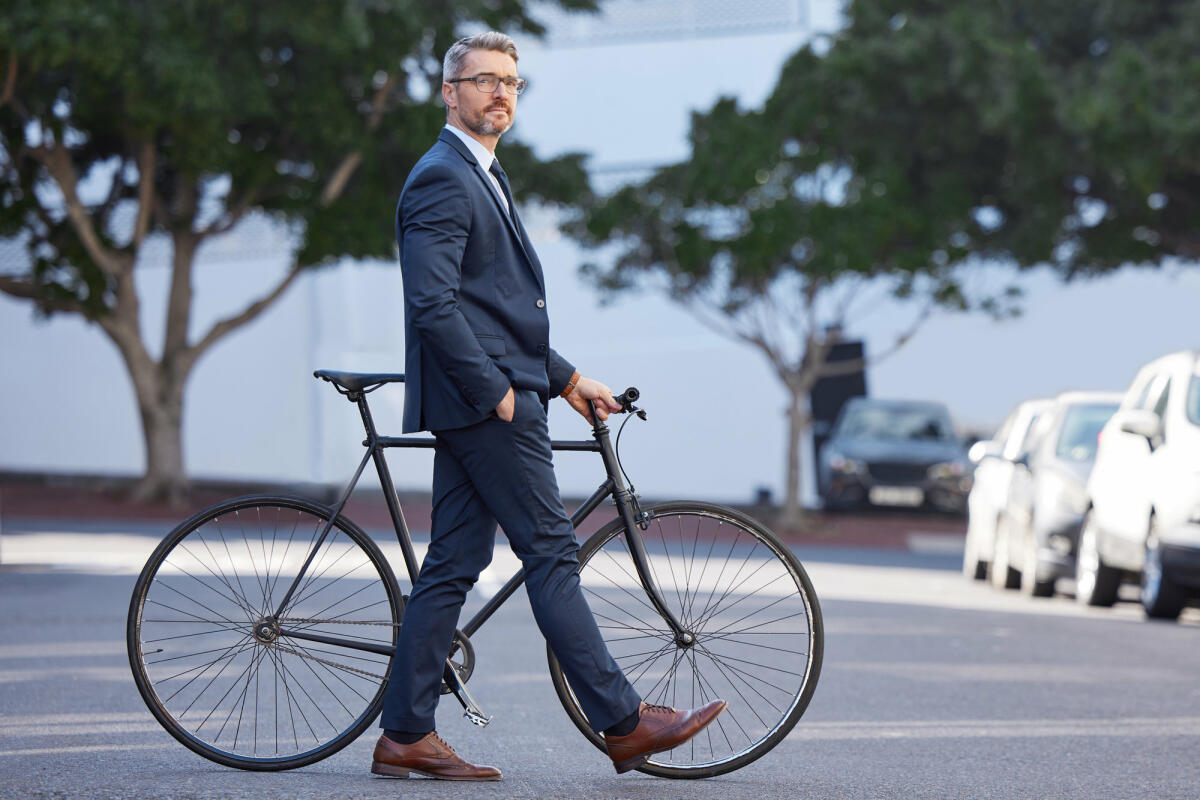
[{"xmin": 396, "ymin": 129, "xmax": 575, "ymax": 433}]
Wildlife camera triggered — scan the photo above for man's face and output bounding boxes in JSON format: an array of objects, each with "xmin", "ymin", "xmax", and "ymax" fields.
[{"xmin": 443, "ymin": 48, "xmax": 519, "ymax": 138}]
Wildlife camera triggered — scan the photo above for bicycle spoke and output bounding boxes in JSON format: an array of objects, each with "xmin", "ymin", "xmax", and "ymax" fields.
[
  {"xmin": 557, "ymin": 506, "xmax": 822, "ymax": 776},
  {"xmin": 132, "ymin": 499, "xmax": 397, "ymax": 767}
]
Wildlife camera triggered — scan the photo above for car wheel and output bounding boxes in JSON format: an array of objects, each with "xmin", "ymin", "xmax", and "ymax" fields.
[
  {"xmin": 990, "ymin": 516, "xmax": 1020, "ymax": 590},
  {"xmin": 1075, "ymin": 512, "xmax": 1120, "ymax": 607},
  {"xmin": 963, "ymin": 529, "xmax": 987, "ymax": 581},
  {"xmin": 1141, "ymin": 518, "xmax": 1186, "ymax": 621},
  {"xmin": 1020, "ymin": 529, "xmax": 1055, "ymax": 598}
]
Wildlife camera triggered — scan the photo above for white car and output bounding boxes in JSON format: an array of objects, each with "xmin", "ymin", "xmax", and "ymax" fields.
[
  {"xmin": 962, "ymin": 398, "xmax": 1051, "ymax": 582},
  {"xmin": 1078, "ymin": 350, "xmax": 1200, "ymax": 619}
]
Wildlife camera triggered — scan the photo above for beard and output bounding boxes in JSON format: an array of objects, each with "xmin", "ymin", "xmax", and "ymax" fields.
[{"xmin": 464, "ymin": 103, "xmax": 513, "ymax": 136}]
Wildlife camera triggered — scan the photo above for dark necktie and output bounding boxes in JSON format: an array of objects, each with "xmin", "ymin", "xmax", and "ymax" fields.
[{"xmin": 489, "ymin": 160, "xmax": 517, "ymax": 220}]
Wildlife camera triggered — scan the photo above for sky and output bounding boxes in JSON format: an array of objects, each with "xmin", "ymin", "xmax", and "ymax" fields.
[{"xmin": 1, "ymin": 0, "xmax": 1197, "ymax": 504}]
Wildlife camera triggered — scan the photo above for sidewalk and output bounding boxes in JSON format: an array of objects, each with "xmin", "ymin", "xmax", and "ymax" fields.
[{"xmin": 0, "ymin": 473, "xmax": 966, "ymax": 555}]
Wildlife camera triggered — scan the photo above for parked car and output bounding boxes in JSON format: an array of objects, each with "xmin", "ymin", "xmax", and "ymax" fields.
[
  {"xmin": 818, "ymin": 398, "xmax": 971, "ymax": 513},
  {"xmin": 962, "ymin": 398, "xmax": 1050, "ymax": 581},
  {"xmin": 994, "ymin": 392, "xmax": 1121, "ymax": 596},
  {"xmin": 1079, "ymin": 350, "xmax": 1200, "ymax": 619}
]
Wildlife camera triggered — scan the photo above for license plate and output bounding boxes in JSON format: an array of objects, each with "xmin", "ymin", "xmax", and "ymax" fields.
[{"xmin": 869, "ymin": 486, "xmax": 924, "ymax": 507}]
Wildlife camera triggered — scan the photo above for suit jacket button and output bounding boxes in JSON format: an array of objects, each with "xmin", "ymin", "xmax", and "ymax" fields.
[
  {"xmin": 535, "ymin": 299, "xmax": 545, "ymax": 309},
  {"xmin": 537, "ymin": 344, "xmax": 547, "ymax": 354}
]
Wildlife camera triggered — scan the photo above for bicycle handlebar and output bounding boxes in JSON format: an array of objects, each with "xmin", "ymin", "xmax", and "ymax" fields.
[{"xmin": 587, "ymin": 387, "xmax": 645, "ymax": 426}]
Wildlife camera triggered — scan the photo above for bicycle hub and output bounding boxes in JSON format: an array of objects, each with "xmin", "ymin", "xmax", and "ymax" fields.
[{"xmin": 253, "ymin": 618, "xmax": 280, "ymax": 643}]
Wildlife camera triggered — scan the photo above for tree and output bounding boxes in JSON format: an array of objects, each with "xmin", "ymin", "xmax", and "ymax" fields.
[
  {"xmin": 566, "ymin": 0, "xmax": 1198, "ymax": 521},
  {"xmin": 0, "ymin": 0, "xmax": 594, "ymax": 502},
  {"xmin": 566, "ymin": 85, "xmax": 976, "ymax": 523},
  {"xmin": 770, "ymin": 0, "xmax": 1200, "ymax": 276}
]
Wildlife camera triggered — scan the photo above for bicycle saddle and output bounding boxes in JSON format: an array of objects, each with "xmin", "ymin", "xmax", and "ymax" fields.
[{"xmin": 314, "ymin": 369, "xmax": 406, "ymax": 393}]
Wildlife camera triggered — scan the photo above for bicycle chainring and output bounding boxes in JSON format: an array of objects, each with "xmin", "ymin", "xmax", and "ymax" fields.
[{"xmin": 439, "ymin": 629, "xmax": 476, "ymax": 694}]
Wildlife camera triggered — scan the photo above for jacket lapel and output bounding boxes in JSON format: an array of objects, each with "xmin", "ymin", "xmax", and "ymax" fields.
[{"xmin": 437, "ymin": 130, "xmax": 542, "ymax": 288}]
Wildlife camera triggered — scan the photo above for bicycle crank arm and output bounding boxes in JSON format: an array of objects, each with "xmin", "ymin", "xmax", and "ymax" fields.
[{"xmin": 443, "ymin": 660, "xmax": 492, "ymax": 727}]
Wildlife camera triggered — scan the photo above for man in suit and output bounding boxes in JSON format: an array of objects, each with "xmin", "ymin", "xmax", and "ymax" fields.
[{"xmin": 370, "ymin": 32, "xmax": 724, "ymax": 782}]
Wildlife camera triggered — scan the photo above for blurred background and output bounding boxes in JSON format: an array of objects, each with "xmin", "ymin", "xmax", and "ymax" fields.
[
  {"xmin": 3, "ymin": 6, "xmax": 1200, "ymax": 795},
  {"xmin": 1, "ymin": 0, "xmax": 1196, "ymax": 518}
]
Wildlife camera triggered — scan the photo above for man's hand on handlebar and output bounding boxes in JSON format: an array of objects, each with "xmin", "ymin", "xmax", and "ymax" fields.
[{"xmin": 565, "ymin": 376, "xmax": 622, "ymax": 423}]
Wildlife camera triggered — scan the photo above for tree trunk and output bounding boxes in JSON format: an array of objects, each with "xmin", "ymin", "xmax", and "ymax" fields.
[
  {"xmin": 781, "ymin": 389, "xmax": 811, "ymax": 527},
  {"xmin": 131, "ymin": 369, "xmax": 188, "ymax": 506},
  {"xmin": 95, "ymin": 260, "xmax": 195, "ymax": 507}
]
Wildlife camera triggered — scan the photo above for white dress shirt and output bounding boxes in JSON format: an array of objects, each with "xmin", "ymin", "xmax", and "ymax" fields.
[{"xmin": 443, "ymin": 124, "xmax": 510, "ymax": 216}]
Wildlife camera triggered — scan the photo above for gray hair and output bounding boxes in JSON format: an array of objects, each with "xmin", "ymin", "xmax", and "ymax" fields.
[{"xmin": 442, "ymin": 31, "xmax": 519, "ymax": 82}]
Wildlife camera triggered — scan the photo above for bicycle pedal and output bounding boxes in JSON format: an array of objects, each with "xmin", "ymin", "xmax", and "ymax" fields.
[{"xmin": 463, "ymin": 709, "xmax": 493, "ymax": 727}]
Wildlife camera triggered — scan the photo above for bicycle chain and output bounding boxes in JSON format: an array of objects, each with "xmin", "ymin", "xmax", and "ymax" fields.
[
  {"xmin": 277, "ymin": 617, "xmax": 401, "ymax": 626},
  {"xmin": 268, "ymin": 642, "xmax": 387, "ymax": 681}
]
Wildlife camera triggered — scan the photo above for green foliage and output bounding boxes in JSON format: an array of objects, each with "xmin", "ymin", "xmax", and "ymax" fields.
[
  {"xmin": 568, "ymin": 0, "xmax": 1199, "ymax": 322},
  {"xmin": 0, "ymin": 0, "xmax": 597, "ymax": 311}
]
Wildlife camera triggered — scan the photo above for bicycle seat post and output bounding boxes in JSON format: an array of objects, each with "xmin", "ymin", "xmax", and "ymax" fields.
[{"xmin": 352, "ymin": 390, "xmax": 423, "ymax": 586}]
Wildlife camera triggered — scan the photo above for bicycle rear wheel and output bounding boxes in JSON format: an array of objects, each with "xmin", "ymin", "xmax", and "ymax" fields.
[
  {"xmin": 127, "ymin": 495, "xmax": 403, "ymax": 770},
  {"xmin": 549, "ymin": 501, "xmax": 822, "ymax": 778}
]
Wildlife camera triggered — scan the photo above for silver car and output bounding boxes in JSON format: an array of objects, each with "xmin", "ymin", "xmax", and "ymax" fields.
[
  {"xmin": 963, "ymin": 398, "xmax": 1050, "ymax": 582},
  {"xmin": 993, "ymin": 392, "xmax": 1121, "ymax": 596}
]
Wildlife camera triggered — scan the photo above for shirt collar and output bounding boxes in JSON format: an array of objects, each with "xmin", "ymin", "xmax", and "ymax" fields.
[{"xmin": 444, "ymin": 124, "xmax": 497, "ymax": 173}]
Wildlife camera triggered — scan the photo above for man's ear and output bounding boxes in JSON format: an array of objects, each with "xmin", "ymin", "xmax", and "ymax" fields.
[{"xmin": 441, "ymin": 82, "xmax": 456, "ymax": 110}]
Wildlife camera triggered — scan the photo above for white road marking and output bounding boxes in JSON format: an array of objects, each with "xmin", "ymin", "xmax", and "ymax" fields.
[
  {"xmin": 783, "ymin": 716, "xmax": 1200, "ymax": 741},
  {"xmin": 0, "ymin": 742, "xmax": 171, "ymax": 757}
]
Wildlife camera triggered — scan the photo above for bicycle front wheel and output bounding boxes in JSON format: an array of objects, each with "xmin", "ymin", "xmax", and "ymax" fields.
[
  {"xmin": 549, "ymin": 501, "xmax": 823, "ymax": 778},
  {"xmin": 127, "ymin": 495, "xmax": 403, "ymax": 771}
]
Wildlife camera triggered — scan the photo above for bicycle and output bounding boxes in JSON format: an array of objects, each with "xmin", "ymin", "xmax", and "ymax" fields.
[{"xmin": 127, "ymin": 369, "xmax": 823, "ymax": 779}]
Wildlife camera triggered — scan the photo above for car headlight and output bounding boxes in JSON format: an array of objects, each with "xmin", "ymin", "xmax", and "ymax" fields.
[
  {"xmin": 928, "ymin": 460, "xmax": 967, "ymax": 480},
  {"xmin": 829, "ymin": 453, "xmax": 864, "ymax": 474}
]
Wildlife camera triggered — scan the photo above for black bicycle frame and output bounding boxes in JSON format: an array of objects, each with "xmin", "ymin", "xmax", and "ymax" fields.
[{"xmin": 271, "ymin": 387, "xmax": 690, "ymax": 661}]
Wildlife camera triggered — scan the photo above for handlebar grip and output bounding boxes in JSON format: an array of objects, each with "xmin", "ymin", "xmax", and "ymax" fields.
[{"xmin": 615, "ymin": 387, "xmax": 639, "ymax": 412}]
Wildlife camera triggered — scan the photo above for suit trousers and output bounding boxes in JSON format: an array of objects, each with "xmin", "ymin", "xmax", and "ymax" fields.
[{"xmin": 380, "ymin": 389, "xmax": 642, "ymax": 734}]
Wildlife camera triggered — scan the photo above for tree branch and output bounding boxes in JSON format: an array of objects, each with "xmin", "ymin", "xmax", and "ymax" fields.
[
  {"xmin": 30, "ymin": 144, "xmax": 130, "ymax": 275},
  {"xmin": 0, "ymin": 54, "xmax": 15, "ymax": 108},
  {"xmin": 321, "ymin": 151, "xmax": 363, "ymax": 206},
  {"xmin": 132, "ymin": 141, "xmax": 156, "ymax": 248},
  {"xmin": 860, "ymin": 297, "xmax": 935, "ymax": 366},
  {"xmin": 162, "ymin": 231, "xmax": 199, "ymax": 364},
  {"xmin": 0, "ymin": 275, "xmax": 89, "ymax": 316},
  {"xmin": 201, "ymin": 186, "xmax": 260, "ymax": 236},
  {"xmin": 319, "ymin": 72, "xmax": 396, "ymax": 207},
  {"xmin": 186, "ymin": 263, "xmax": 302, "ymax": 366}
]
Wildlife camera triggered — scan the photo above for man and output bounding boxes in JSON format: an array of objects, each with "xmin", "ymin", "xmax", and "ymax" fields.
[{"xmin": 372, "ymin": 32, "xmax": 725, "ymax": 781}]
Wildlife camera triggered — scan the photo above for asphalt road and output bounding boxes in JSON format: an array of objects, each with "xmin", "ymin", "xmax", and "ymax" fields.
[{"xmin": 1, "ymin": 533, "xmax": 1198, "ymax": 800}]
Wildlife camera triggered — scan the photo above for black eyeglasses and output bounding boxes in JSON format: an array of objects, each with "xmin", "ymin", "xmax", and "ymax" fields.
[{"xmin": 447, "ymin": 73, "xmax": 528, "ymax": 96}]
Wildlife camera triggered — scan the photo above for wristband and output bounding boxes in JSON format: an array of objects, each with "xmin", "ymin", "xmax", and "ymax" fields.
[{"xmin": 560, "ymin": 370, "xmax": 581, "ymax": 398}]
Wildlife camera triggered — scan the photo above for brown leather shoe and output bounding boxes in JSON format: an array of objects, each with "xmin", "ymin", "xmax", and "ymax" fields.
[
  {"xmin": 604, "ymin": 700, "xmax": 727, "ymax": 774},
  {"xmin": 371, "ymin": 733, "xmax": 501, "ymax": 781}
]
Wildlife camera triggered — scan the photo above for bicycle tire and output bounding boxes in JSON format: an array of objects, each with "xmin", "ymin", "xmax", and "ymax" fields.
[
  {"xmin": 548, "ymin": 501, "xmax": 823, "ymax": 778},
  {"xmin": 127, "ymin": 495, "xmax": 403, "ymax": 771}
]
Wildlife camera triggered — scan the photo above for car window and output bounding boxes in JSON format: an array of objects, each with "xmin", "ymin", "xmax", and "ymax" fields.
[
  {"xmin": 1152, "ymin": 379, "xmax": 1171, "ymax": 420},
  {"xmin": 1002, "ymin": 410, "xmax": 1042, "ymax": 460},
  {"xmin": 1019, "ymin": 411, "xmax": 1053, "ymax": 457},
  {"xmin": 1131, "ymin": 373, "xmax": 1158, "ymax": 409},
  {"xmin": 1187, "ymin": 376, "xmax": 1200, "ymax": 427},
  {"xmin": 837, "ymin": 405, "xmax": 955, "ymax": 441},
  {"xmin": 1055, "ymin": 403, "xmax": 1119, "ymax": 462},
  {"xmin": 993, "ymin": 409, "xmax": 1017, "ymax": 446}
]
